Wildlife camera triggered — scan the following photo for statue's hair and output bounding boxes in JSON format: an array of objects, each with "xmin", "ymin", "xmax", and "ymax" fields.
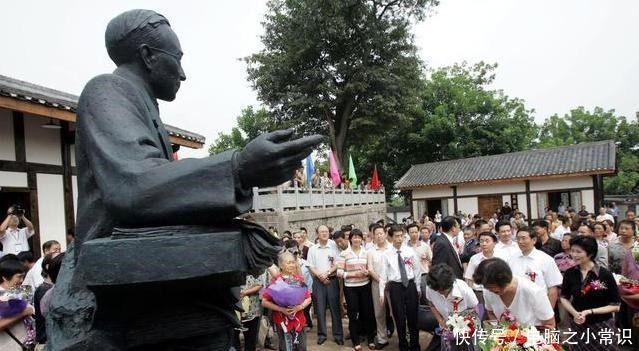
[{"xmin": 105, "ymin": 9, "xmax": 170, "ymax": 66}]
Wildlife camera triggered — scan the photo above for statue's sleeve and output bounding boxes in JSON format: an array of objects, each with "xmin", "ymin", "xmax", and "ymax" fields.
[{"xmin": 77, "ymin": 75, "xmax": 252, "ymax": 226}]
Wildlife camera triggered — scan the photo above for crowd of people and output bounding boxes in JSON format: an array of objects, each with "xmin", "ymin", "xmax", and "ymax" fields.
[
  {"xmin": 2, "ymin": 201, "xmax": 639, "ymax": 351},
  {"xmin": 288, "ymin": 167, "xmax": 384, "ymax": 192},
  {"xmin": 247, "ymin": 203, "xmax": 639, "ymax": 351}
]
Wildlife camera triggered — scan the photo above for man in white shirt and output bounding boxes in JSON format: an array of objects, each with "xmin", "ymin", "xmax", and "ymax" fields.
[
  {"xmin": 406, "ymin": 223, "xmax": 432, "ymax": 275},
  {"xmin": 550, "ymin": 216, "xmax": 572, "ymax": 241},
  {"xmin": 509, "ymin": 226, "xmax": 563, "ymax": 308},
  {"xmin": 494, "ymin": 221, "xmax": 521, "ymax": 261},
  {"xmin": 596, "ymin": 206, "xmax": 615, "ymax": 224},
  {"xmin": 307, "ymin": 225, "xmax": 344, "ymax": 345},
  {"xmin": 0, "ymin": 212, "xmax": 35, "ymax": 255},
  {"xmin": 380, "ymin": 224, "xmax": 421, "ymax": 351},
  {"xmin": 367, "ymin": 224, "xmax": 391, "ymax": 348},
  {"xmin": 23, "ymin": 240, "xmax": 62, "ymax": 291}
]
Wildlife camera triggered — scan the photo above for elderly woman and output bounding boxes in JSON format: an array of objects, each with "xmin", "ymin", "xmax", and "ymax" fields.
[
  {"xmin": 0, "ymin": 255, "xmax": 35, "ymax": 351},
  {"xmin": 425, "ymin": 264, "xmax": 478, "ymax": 351},
  {"xmin": 473, "ymin": 258, "xmax": 555, "ymax": 328},
  {"xmin": 560, "ymin": 236, "xmax": 620, "ymax": 350}
]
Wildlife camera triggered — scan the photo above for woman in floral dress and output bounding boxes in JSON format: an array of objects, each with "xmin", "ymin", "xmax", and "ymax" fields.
[{"xmin": 560, "ymin": 236, "xmax": 620, "ymax": 351}]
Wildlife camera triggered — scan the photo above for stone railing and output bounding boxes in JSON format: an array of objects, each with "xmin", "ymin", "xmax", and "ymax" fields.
[{"xmin": 251, "ymin": 186, "xmax": 386, "ymax": 212}]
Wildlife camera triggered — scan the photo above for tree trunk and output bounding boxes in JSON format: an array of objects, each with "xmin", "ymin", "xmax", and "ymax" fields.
[{"xmin": 332, "ymin": 95, "xmax": 356, "ymax": 175}]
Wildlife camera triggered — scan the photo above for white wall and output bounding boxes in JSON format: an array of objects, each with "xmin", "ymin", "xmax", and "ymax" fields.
[
  {"xmin": 70, "ymin": 145, "xmax": 76, "ymax": 167},
  {"xmin": 530, "ymin": 193, "xmax": 538, "ymax": 220},
  {"xmin": 0, "ymin": 109, "xmax": 15, "ymax": 161},
  {"xmin": 24, "ymin": 114, "xmax": 62, "ymax": 165},
  {"xmin": 0, "ymin": 171, "xmax": 27, "ymax": 187},
  {"xmin": 529, "ymin": 176, "xmax": 592, "ymax": 192},
  {"xmin": 447, "ymin": 198, "xmax": 455, "ymax": 216},
  {"xmin": 457, "ymin": 181, "xmax": 525, "ymax": 196},
  {"xmin": 581, "ymin": 189, "xmax": 595, "ymax": 213},
  {"xmin": 517, "ymin": 194, "xmax": 528, "ymax": 217},
  {"xmin": 457, "ymin": 197, "xmax": 478, "ymax": 216},
  {"xmin": 72, "ymin": 175, "xmax": 78, "ymax": 220},
  {"xmin": 412, "ymin": 186, "xmax": 453, "ymax": 199},
  {"xmin": 36, "ymin": 174, "xmax": 67, "ymax": 252}
]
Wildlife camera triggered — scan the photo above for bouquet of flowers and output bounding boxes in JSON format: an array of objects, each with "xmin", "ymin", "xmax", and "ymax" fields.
[
  {"xmin": 264, "ymin": 276, "xmax": 308, "ymax": 308},
  {"xmin": 436, "ymin": 298, "xmax": 479, "ymax": 351},
  {"xmin": 0, "ymin": 285, "xmax": 32, "ymax": 317},
  {"xmin": 615, "ymin": 273, "xmax": 639, "ymax": 309},
  {"xmin": 479, "ymin": 310, "xmax": 562, "ymax": 351},
  {"xmin": 0, "ymin": 286, "xmax": 35, "ymax": 348}
]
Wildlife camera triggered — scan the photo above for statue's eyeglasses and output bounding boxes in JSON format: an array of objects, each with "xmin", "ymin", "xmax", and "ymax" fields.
[{"xmin": 146, "ymin": 46, "xmax": 182, "ymax": 64}]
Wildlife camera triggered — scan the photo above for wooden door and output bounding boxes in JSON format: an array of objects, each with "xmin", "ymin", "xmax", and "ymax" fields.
[{"xmin": 478, "ymin": 196, "xmax": 502, "ymax": 220}]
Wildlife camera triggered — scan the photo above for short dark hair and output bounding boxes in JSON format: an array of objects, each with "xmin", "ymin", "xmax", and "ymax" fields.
[
  {"xmin": 516, "ymin": 226, "xmax": 536, "ymax": 240},
  {"xmin": 349, "ymin": 228, "xmax": 364, "ymax": 242},
  {"xmin": 427, "ymin": 264, "xmax": 456, "ymax": 291},
  {"xmin": 42, "ymin": 240, "xmax": 60, "ymax": 252},
  {"xmin": 341, "ymin": 224, "xmax": 353, "ymax": 232},
  {"xmin": 47, "ymin": 253, "xmax": 65, "ymax": 284},
  {"xmin": 332, "ymin": 230, "xmax": 345, "ymax": 240},
  {"xmin": 17, "ymin": 251, "xmax": 35, "ymax": 264},
  {"xmin": 478, "ymin": 231, "xmax": 498, "ymax": 242},
  {"xmin": 406, "ymin": 223, "xmax": 419, "ymax": 232},
  {"xmin": 299, "ymin": 227, "xmax": 307, "ymax": 233},
  {"xmin": 495, "ymin": 220, "xmax": 511, "ymax": 232},
  {"xmin": 579, "ymin": 223, "xmax": 594, "ymax": 233},
  {"xmin": 475, "ymin": 219, "xmax": 489, "ymax": 228},
  {"xmin": 532, "ymin": 220, "xmax": 549, "ymax": 230},
  {"xmin": 388, "ymin": 224, "xmax": 403, "ymax": 236},
  {"xmin": 441, "ymin": 216, "xmax": 459, "ymax": 233},
  {"xmin": 368, "ymin": 222, "xmax": 378, "ymax": 232},
  {"xmin": 370, "ymin": 224, "xmax": 384, "ymax": 234},
  {"xmin": 0, "ymin": 255, "xmax": 26, "ymax": 282},
  {"xmin": 570, "ymin": 236, "xmax": 598, "ymax": 261},
  {"xmin": 473, "ymin": 258, "xmax": 512, "ymax": 288},
  {"xmin": 619, "ymin": 219, "xmax": 636, "ymax": 233}
]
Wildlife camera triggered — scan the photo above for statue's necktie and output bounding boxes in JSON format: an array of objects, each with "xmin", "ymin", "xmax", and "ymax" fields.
[{"xmin": 397, "ymin": 250, "xmax": 409, "ymax": 288}]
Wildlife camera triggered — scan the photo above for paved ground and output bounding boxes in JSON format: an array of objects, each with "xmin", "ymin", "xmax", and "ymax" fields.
[{"xmin": 261, "ymin": 316, "xmax": 434, "ymax": 351}]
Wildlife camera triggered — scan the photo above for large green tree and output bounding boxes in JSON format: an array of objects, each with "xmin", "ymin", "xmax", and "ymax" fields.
[
  {"xmin": 356, "ymin": 61, "xmax": 538, "ymax": 192},
  {"xmin": 245, "ymin": 0, "xmax": 437, "ymax": 170},
  {"xmin": 538, "ymin": 106, "xmax": 639, "ymax": 194},
  {"xmin": 208, "ymin": 106, "xmax": 276, "ymax": 155}
]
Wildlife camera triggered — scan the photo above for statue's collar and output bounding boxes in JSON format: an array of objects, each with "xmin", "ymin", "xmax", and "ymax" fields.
[{"xmin": 113, "ymin": 67, "xmax": 158, "ymax": 108}]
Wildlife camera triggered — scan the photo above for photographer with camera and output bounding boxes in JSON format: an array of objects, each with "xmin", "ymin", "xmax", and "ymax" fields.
[{"xmin": 0, "ymin": 205, "xmax": 35, "ymax": 256}]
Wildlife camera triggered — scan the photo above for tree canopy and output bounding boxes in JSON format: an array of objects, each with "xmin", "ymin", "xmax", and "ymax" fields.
[
  {"xmin": 208, "ymin": 106, "xmax": 276, "ymax": 155},
  {"xmin": 538, "ymin": 107, "xmax": 639, "ymax": 194},
  {"xmin": 354, "ymin": 62, "xmax": 538, "ymax": 192},
  {"xmin": 245, "ymin": 0, "xmax": 438, "ymax": 170}
]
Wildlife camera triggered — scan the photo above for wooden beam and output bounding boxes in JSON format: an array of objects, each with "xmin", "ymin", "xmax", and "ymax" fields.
[
  {"xmin": 169, "ymin": 136, "xmax": 203, "ymax": 149},
  {"xmin": 525, "ymin": 180, "xmax": 532, "ymax": 224},
  {"xmin": 0, "ymin": 95, "xmax": 76, "ymax": 122},
  {"xmin": 60, "ymin": 121, "xmax": 75, "ymax": 234},
  {"xmin": 27, "ymin": 172, "xmax": 41, "ymax": 258},
  {"xmin": 452, "ymin": 185, "xmax": 458, "ymax": 215},
  {"xmin": 2, "ymin": 95, "xmax": 203, "ymax": 149},
  {"xmin": 12, "ymin": 111, "xmax": 26, "ymax": 163},
  {"xmin": 0, "ymin": 160, "xmax": 71, "ymax": 174}
]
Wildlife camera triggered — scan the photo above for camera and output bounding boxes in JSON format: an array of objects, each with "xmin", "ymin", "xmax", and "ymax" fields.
[{"xmin": 10, "ymin": 204, "xmax": 25, "ymax": 216}]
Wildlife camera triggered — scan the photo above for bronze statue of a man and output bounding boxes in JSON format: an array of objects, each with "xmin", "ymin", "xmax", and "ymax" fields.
[{"xmin": 46, "ymin": 9, "xmax": 321, "ymax": 350}]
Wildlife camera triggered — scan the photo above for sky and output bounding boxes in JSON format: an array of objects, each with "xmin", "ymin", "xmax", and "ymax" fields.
[{"xmin": 1, "ymin": 0, "xmax": 638, "ymax": 158}]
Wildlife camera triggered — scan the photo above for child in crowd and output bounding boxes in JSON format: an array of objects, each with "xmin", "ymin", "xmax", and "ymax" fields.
[{"xmin": 262, "ymin": 251, "xmax": 312, "ymax": 351}]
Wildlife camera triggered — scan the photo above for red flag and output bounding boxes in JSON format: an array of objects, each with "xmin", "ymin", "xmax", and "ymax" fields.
[{"xmin": 371, "ymin": 165, "xmax": 380, "ymax": 190}]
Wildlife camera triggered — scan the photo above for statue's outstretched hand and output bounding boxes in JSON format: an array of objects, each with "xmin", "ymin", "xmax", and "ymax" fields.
[{"xmin": 237, "ymin": 129, "xmax": 323, "ymax": 188}]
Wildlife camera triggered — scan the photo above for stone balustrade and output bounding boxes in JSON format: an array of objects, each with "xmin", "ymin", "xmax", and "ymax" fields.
[{"xmin": 251, "ymin": 186, "xmax": 386, "ymax": 212}]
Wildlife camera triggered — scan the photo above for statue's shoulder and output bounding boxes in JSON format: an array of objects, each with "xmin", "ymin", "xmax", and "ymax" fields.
[{"xmin": 80, "ymin": 73, "xmax": 137, "ymax": 99}]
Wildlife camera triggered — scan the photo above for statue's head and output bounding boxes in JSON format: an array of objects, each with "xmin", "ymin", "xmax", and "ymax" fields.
[{"xmin": 105, "ymin": 9, "xmax": 186, "ymax": 101}]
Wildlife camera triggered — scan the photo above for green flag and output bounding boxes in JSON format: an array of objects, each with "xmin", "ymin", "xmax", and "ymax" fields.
[{"xmin": 348, "ymin": 154, "xmax": 358, "ymax": 189}]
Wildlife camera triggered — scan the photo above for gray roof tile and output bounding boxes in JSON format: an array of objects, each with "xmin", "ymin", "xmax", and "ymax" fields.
[
  {"xmin": 396, "ymin": 141, "xmax": 616, "ymax": 189},
  {"xmin": 0, "ymin": 74, "xmax": 205, "ymax": 144}
]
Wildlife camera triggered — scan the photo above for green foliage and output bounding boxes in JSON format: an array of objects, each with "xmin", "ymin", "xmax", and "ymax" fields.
[
  {"xmin": 538, "ymin": 106, "xmax": 639, "ymax": 194},
  {"xmin": 208, "ymin": 106, "xmax": 276, "ymax": 155},
  {"xmin": 246, "ymin": 0, "xmax": 437, "ymax": 169},
  {"xmin": 355, "ymin": 61, "xmax": 538, "ymax": 193}
]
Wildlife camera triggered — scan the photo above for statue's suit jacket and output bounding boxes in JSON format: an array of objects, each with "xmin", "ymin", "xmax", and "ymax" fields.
[{"xmin": 47, "ymin": 68, "xmax": 252, "ymax": 350}]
